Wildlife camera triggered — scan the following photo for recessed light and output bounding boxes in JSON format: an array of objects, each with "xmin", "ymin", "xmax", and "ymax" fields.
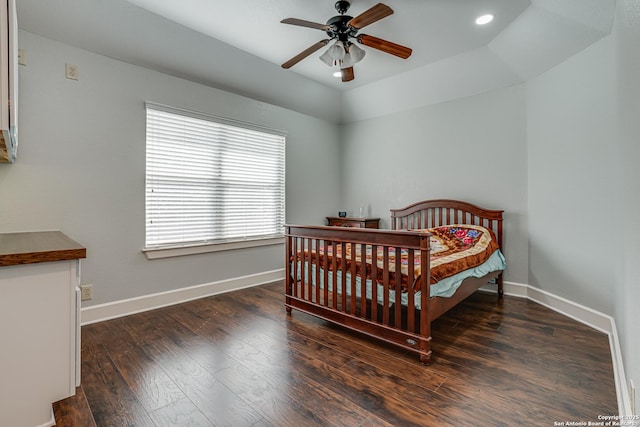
[
  {"xmin": 333, "ymin": 71, "xmax": 342, "ymax": 78},
  {"xmin": 476, "ymin": 14, "xmax": 494, "ymax": 25}
]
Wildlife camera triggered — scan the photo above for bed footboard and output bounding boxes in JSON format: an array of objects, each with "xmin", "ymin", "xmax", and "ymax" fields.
[{"xmin": 285, "ymin": 225, "xmax": 433, "ymax": 364}]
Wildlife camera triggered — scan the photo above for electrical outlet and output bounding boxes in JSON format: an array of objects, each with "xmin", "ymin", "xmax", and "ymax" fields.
[
  {"xmin": 65, "ymin": 63, "xmax": 79, "ymax": 80},
  {"xmin": 80, "ymin": 284, "xmax": 93, "ymax": 301}
]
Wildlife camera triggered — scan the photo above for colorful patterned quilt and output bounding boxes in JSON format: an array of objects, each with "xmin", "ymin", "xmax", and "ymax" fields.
[{"xmin": 296, "ymin": 224, "xmax": 500, "ymax": 292}]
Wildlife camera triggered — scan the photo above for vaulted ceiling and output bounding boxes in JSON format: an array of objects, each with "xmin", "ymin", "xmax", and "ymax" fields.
[{"xmin": 17, "ymin": 0, "xmax": 615, "ymax": 123}]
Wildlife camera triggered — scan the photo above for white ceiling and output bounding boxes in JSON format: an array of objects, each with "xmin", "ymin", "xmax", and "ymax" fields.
[
  {"xmin": 16, "ymin": 0, "xmax": 615, "ymax": 123},
  {"xmin": 123, "ymin": 0, "xmax": 532, "ymax": 90}
]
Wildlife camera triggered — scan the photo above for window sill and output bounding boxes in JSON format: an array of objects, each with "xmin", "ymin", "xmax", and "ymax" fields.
[{"xmin": 143, "ymin": 236, "xmax": 284, "ymax": 260}]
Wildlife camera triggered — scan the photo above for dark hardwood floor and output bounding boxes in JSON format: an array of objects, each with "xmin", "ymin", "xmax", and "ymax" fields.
[{"xmin": 54, "ymin": 281, "xmax": 617, "ymax": 426}]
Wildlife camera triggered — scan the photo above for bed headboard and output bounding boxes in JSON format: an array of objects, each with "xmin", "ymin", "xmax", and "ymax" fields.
[{"xmin": 390, "ymin": 199, "xmax": 504, "ymax": 250}]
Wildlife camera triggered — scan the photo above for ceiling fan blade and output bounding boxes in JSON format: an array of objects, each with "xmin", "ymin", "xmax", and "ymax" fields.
[
  {"xmin": 342, "ymin": 67, "xmax": 355, "ymax": 82},
  {"xmin": 281, "ymin": 39, "xmax": 330, "ymax": 69},
  {"xmin": 347, "ymin": 3, "xmax": 393, "ymax": 30},
  {"xmin": 281, "ymin": 18, "xmax": 331, "ymax": 31},
  {"xmin": 357, "ymin": 34, "xmax": 412, "ymax": 59}
]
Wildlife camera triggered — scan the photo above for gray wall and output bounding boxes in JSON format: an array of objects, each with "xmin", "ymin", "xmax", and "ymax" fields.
[
  {"xmin": 526, "ymin": 35, "xmax": 617, "ymax": 314},
  {"xmin": 0, "ymin": 31, "xmax": 341, "ymax": 306},
  {"xmin": 527, "ymin": 8, "xmax": 639, "ymax": 408},
  {"xmin": 340, "ymin": 85, "xmax": 529, "ymax": 285},
  {"xmin": 614, "ymin": 0, "xmax": 640, "ymax": 411}
]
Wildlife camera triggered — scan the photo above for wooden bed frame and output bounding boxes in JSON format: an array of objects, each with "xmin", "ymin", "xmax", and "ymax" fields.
[{"xmin": 284, "ymin": 199, "xmax": 504, "ymax": 364}]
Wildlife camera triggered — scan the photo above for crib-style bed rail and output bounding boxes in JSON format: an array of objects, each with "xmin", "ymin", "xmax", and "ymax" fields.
[
  {"xmin": 285, "ymin": 225, "xmax": 434, "ymax": 363},
  {"xmin": 285, "ymin": 200, "xmax": 504, "ymax": 364}
]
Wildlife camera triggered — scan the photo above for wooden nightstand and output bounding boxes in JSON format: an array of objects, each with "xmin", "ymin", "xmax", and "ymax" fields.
[{"xmin": 326, "ymin": 217, "xmax": 380, "ymax": 229}]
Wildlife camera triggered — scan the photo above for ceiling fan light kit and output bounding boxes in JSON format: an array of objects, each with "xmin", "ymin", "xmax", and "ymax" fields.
[
  {"xmin": 327, "ymin": 41, "xmax": 346, "ymax": 61},
  {"xmin": 280, "ymin": 1, "xmax": 412, "ymax": 82},
  {"xmin": 319, "ymin": 49, "xmax": 334, "ymax": 67}
]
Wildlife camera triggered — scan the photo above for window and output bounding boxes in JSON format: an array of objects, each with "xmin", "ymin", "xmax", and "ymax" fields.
[{"xmin": 145, "ymin": 103, "xmax": 285, "ymax": 250}]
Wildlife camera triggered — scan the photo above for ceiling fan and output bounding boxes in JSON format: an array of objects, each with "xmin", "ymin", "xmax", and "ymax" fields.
[{"xmin": 280, "ymin": 1, "xmax": 412, "ymax": 82}]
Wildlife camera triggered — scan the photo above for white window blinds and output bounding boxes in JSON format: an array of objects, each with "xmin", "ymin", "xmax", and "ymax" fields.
[{"xmin": 145, "ymin": 103, "xmax": 286, "ymax": 248}]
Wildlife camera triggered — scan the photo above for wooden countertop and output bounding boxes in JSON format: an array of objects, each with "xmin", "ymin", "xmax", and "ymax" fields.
[{"xmin": 0, "ymin": 231, "xmax": 86, "ymax": 267}]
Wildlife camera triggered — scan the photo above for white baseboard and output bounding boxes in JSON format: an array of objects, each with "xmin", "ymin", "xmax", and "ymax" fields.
[
  {"xmin": 81, "ymin": 269, "xmax": 285, "ymax": 325},
  {"xmin": 496, "ymin": 280, "xmax": 632, "ymax": 417},
  {"xmin": 37, "ymin": 407, "xmax": 55, "ymax": 427},
  {"xmin": 608, "ymin": 318, "xmax": 634, "ymax": 421}
]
